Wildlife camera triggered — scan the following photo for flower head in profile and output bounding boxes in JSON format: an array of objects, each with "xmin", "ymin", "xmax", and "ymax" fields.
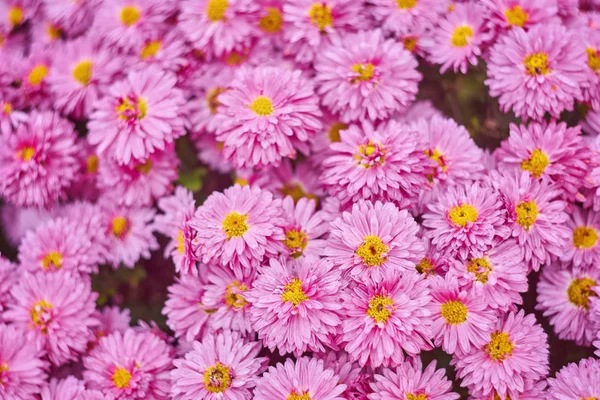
[{"xmin": 547, "ymin": 358, "xmax": 600, "ymax": 400}]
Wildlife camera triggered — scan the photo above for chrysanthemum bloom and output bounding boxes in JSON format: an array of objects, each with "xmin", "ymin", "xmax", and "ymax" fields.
[
  {"xmin": 190, "ymin": 184, "xmax": 284, "ymax": 273},
  {"xmin": 370, "ymin": 358, "xmax": 459, "ymax": 400},
  {"xmin": 490, "ymin": 170, "xmax": 570, "ymax": 271},
  {"xmin": 49, "ymin": 37, "xmax": 120, "ymax": 120},
  {"xmin": 254, "ymin": 356, "xmax": 346, "ymax": 400},
  {"xmin": 163, "ymin": 274, "xmax": 213, "ymax": 342},
  {"xmin": 0, "ymin": 0, "xmax": 38, "ymax": 32},
  {"xmin": 99, "ymin": 202, "xmax": 159, "ymax": 268},
  {"xmin": 415, "ymin": 237, "xmax": 451, "ymax": 278},
  {"xmin": 246, "ymin": 257, "xmax": 344, "ymax": 356},
  {"xmin": 18, "ymin": 216, "xmax": 102, "ymax": 276},
  {"xmin": 453, "ymin": 310, "xmax": 548, "ymax": 399},
  {"xmin": 317, "ymin": 351, "xmax": 371, "ymax": 399},
  {"xmin": 0, "ymin": 323, "xmax": 47, "ymax": 399},
  {"xmin": 133, "ymin": 28, "xmax": 188, "ymax": 73},
  {"xmin": 83, "ymin": 328, "xmax": 173, "ymax": 399},
  {"xmin": 427, "ymin": 275, "xmax": 496, "ymax": 355},
  {"xmin": 0, "ymin": 97, "xmax": 27, "ymax": 135},
  {"xmin": 470, "ymin": 380, "xmax": 548, "ymax": 400},
  {"xmin": 425, "ymin": 3, "xmax": 491, "ymax": 74},
  {"xmin": 340, "ymin": 271, "xmax": 432, "ymax": 368},
  {"xmin": 91, "ymin": 306, "xmax": 131, "ymax": 347},
  {"xmin": 315, "ymin": 29, "xmax": 421, "ymax": 122},
  {"xmin": 321, "ymin": 121, "xmax": 430, "ymax": 208},
  {"xmin": 537, "ymin": 261, "xmax": 600, "ymax": 346},
  {"xmin": 485, "ymin": 24, "xmax": 587, "ymax": 120},
  {"xmin": 0, "ymin": 111, "xmax": 79, "ymax": 208},
  {"xmin": 40, "ymin": 377, "xmax": 87, "ymax": 400},
  {"xmin": 369, "ymin": 0, "xmax": 448, "ymax": 36},
  {"xmin": 0, "ymin": 256, "xmax": 17, "ymax": 320},
  {"xmin": 215, "ymin": 66, "xmax": 322, "ymax": 169},
  {"xmin": 67, "ymin": 141, "xmax": 101, "ymax": 202},
  {"xmin": 280, "ymin": 196, "xmax": 328, "ymax": 261},
  {"xmin": 481, "ymin": 0, "xmax": 558, "ymax": 32},
  {"xmin": 0, "ymin": 203, "xmax": 53, "ymax": 246},
  {"xmin": 326, "ymin": 200, "xmax": 424, "ymax": 283},
  {"xmin": 560, "ymin": 207, "xmax": 600, "ymax": 268},
  {"xmin": 88, "ymin": 67, "xmax": 185, "ymax": 165},
  {"xmin": 29, "ymin": 16, "xmax": 65, "ymax": 49},
  {"xmin": 547, "ymin": 358, "xmax": 600, "ymax": 399},
  {"xmin": 171, "ymin": 330, "xmax": 266, "ymax": 400},
  {"xmin": 4, "ymin": 272, "xmax": 98, "ymax": 366},
  {"xmin": 422, "ymin": 183, "xmax": 508, "ymax": 260},
  {"xmin": 40, "ymin": 0, "xmax": 94, "ymax": 36},
  {"xmin": 310, "ymin": 111, "xmax": 349, "ymax": 164},
  {"xmin": 495, "ymin": 122, "xmax": 596, "ymax": 202},
  {"xmin": 193, "ymin": 133, "xmax": 234, "ymax": 174},
  {"xmin": 187, "ymin": 66, "xmax": 234, "ymax": 136},
  {"xmin": 578, "ymin": 28, "xmax": 600, "ymax": 110},
  {"xmin": 282, "ymin": 0, "xmax": 362, "ymax": 64},
  {"xmin": 19, "ymin": 44, "xmax": 54, "ymax": 108}
]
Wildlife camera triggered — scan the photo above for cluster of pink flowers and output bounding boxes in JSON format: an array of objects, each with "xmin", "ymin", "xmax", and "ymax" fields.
[{"xmin": 2, "ymin": 0, "xmax": 600, "ymax": 399}]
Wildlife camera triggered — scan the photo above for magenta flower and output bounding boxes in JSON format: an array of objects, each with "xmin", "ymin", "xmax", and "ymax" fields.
[
  {"xmin": 92, "ymin": 306, "xmax": 131, "ymax": 344},
  {"xmin": 415, "ymin": 236, "xmax": 452, "ymax": 278},
  {"xmin": 40, "ymin": 0, "xmax": 94, "ymax": 36},
  {"xmin": 482, "ymin": 0, "xmax": 558, "ymax": 32},
  {"xmin": 18, "ymin": 44, "xmax": 54, "ymax": 108},
  {"xmin": 133, "ymin": 28, "xmax": 188, "ymax": 73},
  {"xmin": 547, "ymin": 358, "xmax": 600, "ymax": 400},
  {"xmin": 369, "ymin": 0, "xmax": 447, "ymax": 36},
  {"xmin": 280, "ymin": 196, "xmax": 328, "ymax": 261},
  {"xmin": 561, "ymin": 207, "xmax": 600, "ymax": 268}
]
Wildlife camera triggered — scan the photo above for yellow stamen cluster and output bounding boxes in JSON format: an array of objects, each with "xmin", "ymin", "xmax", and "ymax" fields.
[
  {"xmin": 120, "ymin": 6, "xmax": 141, "ymax": 26},
  {"xmin": 73, "ymin": 60, "xmax": 93, "ymax": 86},
  {"xmin": 355, "ymin": 140, "xmax": 387, "ymax": 168},
  {"xmin": 587, "ymin": 48, "xmax": 600, "ymax": 73},
  {"xmin": 207, "ymin": 0, "xmax": 228, "ymax": 22},
  {"xmin": 308, "ymin": 3, "xmax": 333, "ymax": 32},
  {"xmin": 250, "ymin": 96, "xmax": 274, "ymax": 116},
  {"xmin": 222, "ymin": 212, "xmax": 249, "ymax": 239},
  {"xmin": 515, "ymin": 200, "xmax": 539, "ymax": 231},
  {"xmin": 484, "ymin": 332, "xmax": 514, "ymax": 362},
  {"xmin": 42, "ymin": 251, "xmax": 63, "ymax": 270},
  {"xmin": 451, "ymin": 25, "xmax": 473, "ymax": 48},
  {"xmin": 284, "ymin": 229, "xmax": 309, "ymax": 258},
  {"xmin": 328, "ymin": 122, "xmax": 347, "ymax": 143},
  {"xmin": 356, "ymin": 235, "xmax": 388, "ymax": 267},
  {"xmin": 8, "ymin": 7, "xmax": 24, "ymax": 27},
  {"xmin": 225, "ymin": 281, "xmax": 248, "ymax": 308},
  {"xmin": 28, "ymin": 65, "xmax": 49, "ymax": 86},
  {"xmin": 521, "ymin": 149, "xmax": 549, "ymax": 178},
  {"xmin": 416, "ymin": 257, "xmax": 436, "ymax": 276},
  {"xmin": 111, "ymin": 216, "xmax": 130, "ymax": 239},
  {"xmin": 259, "ymin": 7, "xmax": 283, "ymax": 33},
  {"xmin": 30, "ymin": 300, "xmax": 53, "ymax": 334},
  {"xmin": 288, "ymin": 391, "xmax": 311, "ymax": 400},
  {"xmin": 16, "ymin": 146, "xmax": 35, "ymax": 162},
  {"xmin": 504, "ymin": 5, "xmax": 529, "ymax": 27},
  {"xmin": 140, "ymin": 41, "xmax": 162, "ymax": 59},
  {"xmin": 396, "ymin": 0, "xmax": 417, "ymax": 9},
  {"xmin": 176, "ymin": 230, "xmax": 185, "ymax": 254},
  {"xmin": 281, "ymin": 278, "xmax": 309, "ymax": 306},
  {"xmin": 567, "ymin": 277, "xmax": 597, "ymax": 309},
  {"xmin": 112, "ymin": 367, "xmax": 132, "ymax": 389},
  {"xmin": 86, "ymin": 154, "xmax": 99, "ymax": 174},
  {"xmin": 366, "ymin": 295, "xmax": 394, "ymax": 324},
  {"xmin": 467, "ymin": 257, "xmax": 493, "ymax": 284},
  {"xmin": 204, "ymin": 362, "xmax": 231, "ymax": 392},
  {"xmin": 524, "ymin": 53, "xmax": 551, "ymax": 76},
  {"xmin": 441, "ymin": 300, "xmax": 468, "ymax": 325},
  {"xmin": 448, "ymin": 204, "xmax": 478, "ymax": 227},
  {"xmin": 206, "ymin": 87, "xmax": 227, "ymax": 114},
  {"xmin": 351, "ymin": 63, "xmax": 375, "ymax": 83},
  {"xmin": 279, "ymin": 183, "xmax": 318, "ymax": 204},
  {"xmin": 573, "ymin": 226, "xmax": 599, "ymax": 249},
  {"xmin": 134, "ymin": 159, "xmax": 152, "ymax": 174}
]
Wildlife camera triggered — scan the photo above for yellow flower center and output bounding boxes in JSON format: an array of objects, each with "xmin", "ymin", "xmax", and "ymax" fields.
[
  {"xmin": 279, "ymin": 183, "xmax": 318, "ymax": 204},
  {"xmin": 111, "ymin": 216, "xmax": 130, "ymax": 238},
  {"xmin": 567, "ymin": 277, "xmax": 596, "ymax": 309},
  {"xmin": 112, "ymin": 367, "xmax": 132, "ymax": 389},
  {"xmin": 308, "ymin": 3, "xmax": 333, "ymax": 32},
  {"xmin": 406, "ymin": 394, "xmax": 427, "ymax": 400},
  {"xmin": 225, "ymin": 50, "xmax": 248, "ymax": 65},
  {"xmin": 116, "ymin": 97, "xmax": 147, "ymax": 120},
  {"xmin": 355, "ymin": 140, "xmax": 387, "ymax": 168},
  {"xmin": 206, "ymin": 87, "xmax": 227, "ymax": 114},
  {"xmin": 204, "ymin": 362, "xmax": 231, "ymax": 393},
  {"xmin": 16, "ymin": 146, "xmax": 35, "ymax": 161},
  {"xmin": 42, "ymin": 251, "xmax": 63, "ymax": 270},
  {"xmin": 0, "ymin": 363, "xmax": 9, "ymax": 385},
  {"xmin": 259, "ymin": 7, "xmax": 283, "ymax": 33},
  {"xmin": 30, "ymin": 300, "xmax": 53, "ymax": 334},
  {"xmin": 524, "ymin": 52, "xmax": 551, "ymax": 76},
  {"xmin": 396, "ymin": 0, "xmax": 417, "ymax": 9},
  {"xmin": 207, "ymin": 0, "xmax": 228, "ymax": 22},
  {"xmin": 484, "ymin": 332, "xmax": 514, "ymax": 362},
  {"xmin": 351, "ymin": 63, "xmax": 375, "ymax": 83},
  {"xmin": 250, "ymin": 96, "xmax": 274, "ymax": 116},
  {"xmin": 356, "ymin": 235, "xmax": 388, "ymax": 267},
  {"xmin": 134, "ymin": 159, "xmax": 152, "ymax": 174},
  {"xmin": 225, "ymin": 280, "xmax": 248, "ymax": 308},
  {"xmin": 28, "ymin": 65, "xmax": 49, "ymax": 86},
  {"xmin": 8, "ymin": 6, "xmax": 24, "ymax": 27},
  {"xmin": 587, "ymin": 48, "xmax": 600, "ymax": 73},
  {"xmin": 2, "ymin": 101, "xmax": 11, "ymax": 115},
  {"xmin": 402, "ymin": 36, "xmax": 418, "ymax": 52},
  {"xmin": 573, "ymin": 226, "xmax": 599, "ymax": 249},
  {"xmin": 328, "ymin": 122, "xmax": 347, "ymax": 143},
  {"xmin": 140, "ymin": 41, "xmax": 162, "ymax": 59},
  {"xmin": 73, "ymin": 60, "xmax": 92, "ymax": 86},
  {"xmin": 47, "ymin": 24, "xmax": 62, "ymax": 40},
  {"xmin": 222, "ymin": 212, "xmax": 249, "ymax": 239},
  {"xmin": 441, "ymin": 300, "xmax": 468, "ymax": 325},
  {"xmin": 284, "ymin": 229, "xmax": 309, "ymax": 258},
  {"xmin": 234, "ymin": 177, "xmax": 248, "ymax": 186},
  {"xmin": 451, "ymin": 25, "xmax": 473, "ymax": 47},
  {"xmin": 288, "ymin": 392, "xmax": 311, "ymax": 400},
  {"xmin": 281, "ymin": 277, "xmax": 309, "ymax": 306},
  {"xmin": 515, "ymin": 200, "xmax": 538, "ymax": 231},
  {"xmin": 86, "ymin": 154, "xmax": 99, "ymax": 173},
  {"xmin": 416, "ymin": 257, "xmax": 436, "ymax": 276},
  {"xmin": 367, "ymin": 295, "xmax": 394, "ymax": 324},
  {"xmin": 425, "ymin": 148, "xmax": 448, "ymax": 181},
  {"xmin": 504, "ymin": 5, "xmax": 529, "ymax": 27},
  {"xmin": 176, "ymin": 230, "xmax": 185, "ymax": 254},
  {"xmin": 521, "ymin": 149, "xmax": 549, "ymax": 178},
  {"xmin": 467, "ymin": 257, "xmax": 492, "ymax": 284},
  {"xmin": 448, "ymin": 204, "xmax": 478, "ymax": 227},
  {"xmin": 120, "ymin": 6, "xmax": 140, "ymax": 26}
]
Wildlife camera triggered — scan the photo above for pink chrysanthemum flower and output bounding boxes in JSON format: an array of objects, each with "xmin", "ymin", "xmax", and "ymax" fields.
[
  {"xmin": 452, "ymin": 239, "xmax": 527, "ymax": 309},
  {"xmin": 537, "ymin": 261, "xmax": 600, "ymax": 346},
  {"xmin": 561, "ymin": 207, "xmax": 600, "ymax": 268},
  {"xmin": 0, "ymin": 97, "xmax": 27, "ymax": 135},
  {"xmin": 5, "ymin": 272, "xmax": 98, "ymax": 366},
  {"xmin": 0, "ymin": 323, "xmax": 47, "ymax": 399},
  {"xmin": 97, "ymin": 145, "xmax": 179, "ymax": 207},
  {"xmin": 215, "ymin": 66, "xmax": 322, "ymax": 169},
  {"xmin": 92, "ymin": 306, "xmax": 131, "ymax": 345},
  {"xmin": 0, "ymin": 0, "xmax": 38, "ymax": 32},
  {"xmin": 99, "ymin": 202, "xmax": 159, "ymax": 268},
  {"xmin": 179, "ymin": 0, "xmax": 260, "ymax": 59},
  {"xmin": 317, "ymin": 351, "xmax": 371, "ymax": 399},
  {"xmin": 18, "ymin": 216, "xmax": 102, "ymax": 276},
  {"xmin": 321, "ymin": 121, "xmax": 430, "ymax": 208},
  {"xmin": 470, "ymin": 380, "xmax": 548, "ymax": 400},
  {"xmin": 49, "ymin": 37, "xmax": 120, "ymax": 120},
  {"xmin": 482, "ymin": 0, "xmax": 558, "ymax": 32},
  {"xmin": 188, "ymin": 67, "xmax": 233, "ymax": 136},
  {"xmin": 453, "ymin": 310, "xmax": 549, "ymax": 399},
  {"xmin": 246, "ymin": 257, "xmax": 344, "ymax": 356},
  {"xmin": 1, "ymin": 203, "xmax": 53, "ymax": 246},
  {"xmin": 190, "ymin": 184, "xmax": 284, "ymax": 273},
  {"xmin": 19, "ymin": 44, "xmax": 54, "ymax": 108},
  {"xmin": 0, "ymin": 256, "xmax": 17, "ymax": 320},
  {"xmin": 193, "ymin": 133, "xmax": 234, "ymax": 174},
  {"xmin": 171, "ymin": 330, "xmax": 266, "ymax": 400},
  {"xmin": 369, "ymin": 0, "xmax": 448, "ymax": 36},
  {"xmin": 422, "ymin": 183, "xmax": 508, "ymax": 260},
  {"xmin": 280, "ymin": 196, "xmax": 328, "ymax": 261},
  {"xmin": 40, "ymin": 377, "xmax": 87, "ymax": 400},
  {"xmin": 40, "ymin": 0, "xmax": 94, "ymax": 36},
  {"xmin": 547, "ymin": 358, "xmax": 600, "ymax": 400},
  {"xmin": 83, "ymin": 328, "xmax": 173, "ymax": 399},
  {"xmin": 202, "ymin": 265, "xmax": 255, "ymax": 334},
  {"xmin": 427, "ymin": 275, "xmax": 496, "ymax": 355},
  {"xmin": 163, "ymin": 274, "xmax": 213, "ymax": 342},
  {"xmin": 133, "ymin": 28, "xmax": 188, "ymax": 73},
  {"xmin": 340, "ymin": 271, "xmax": 433, "ymax": 368},
  {"xmin": 577, "ymin": 28, "xmax": 600, "ymax": 109},
  {"xmin": 315, "ymin": 29, "xmax": 421, "ymax": 122},
  {"xmin": 254, "ymin": 356, "xmax": 346, "ymax": 400},
  {"xmin": 490, "ymin": 170, "xmax": 570, "ymax": 271},
  {"xmin": 310, "ymin": 112, "xmax": 349, "ymax": 165},
  {"xmin": 414, "ymin": 236, "xmax": 452, "ymax": 278},
  {"xmin": 88, "ymin": 67, "xmax": 185, "ymax": 165},
  {"xmin": 282, "ymin": 0, "xmax": 362, "ymax": 64},
  {"xmin": 425, "ymin": 3, "xmax": 491, "ymax": 74},
  {"xmin": 369, "ymin": 358, "xmax": 459, "ymax": 400},
  {"xmin": 495, "ymin": 122, "xmax": 596, "ymax": 202},
  {"xmin": 485, "ymin": 24, "xmax": 587, "ymax": 120},
  {"xmin": 0, "ymin": 110, "xmax": 79, "ymax": 208},
  {"xmin": 326, "ymin": 200, "xmax": 424, "ymax": 283}
]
